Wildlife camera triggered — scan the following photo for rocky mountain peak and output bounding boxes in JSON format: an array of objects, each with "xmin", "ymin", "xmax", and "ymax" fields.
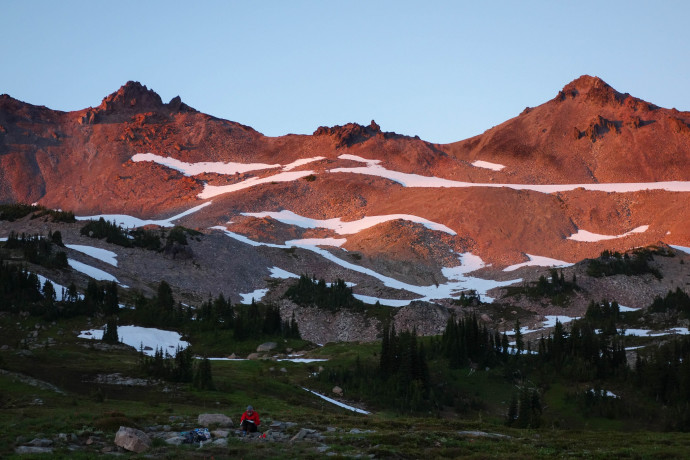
[
  {"xmin": 313, "ymin": 120, "xmax": 391, "ymax": 148},
  {"xmin": 557, "ymin": 75, "xmax": 624, "ymax": 105},
  {"xmin": 99, "ymin": 81, "xmax": 165, "ymax": 113}
]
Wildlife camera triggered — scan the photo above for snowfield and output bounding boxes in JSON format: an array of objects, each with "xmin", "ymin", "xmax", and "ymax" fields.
[
  {"xmin": 214, "ymin": 227, "xmax": 521, "ymax": 305},
  {"xmin": 472, "ymin": 160, "xmax": 505, "ymax": 171},
  {"xmin": 132, "ymin": 152, "xmax": 690, "ymax": 199},
  {"xmin": 506, "ymin": 315, "xmax": 581, "ymax": 336},
  {"xmin": 282, "ymin": 156, "xmax": 326, "ymax": 171},
  {"xmin": 242, "ymin": 209, "xmax": 457, "ymax": 235},
  {"xmin": 36, "ymin": 274, "xmax": 78, "ymax": 301},
  {"xmin": 269, "ymin": 266, "xmax": 300, "ymax": 279},
  {"xmin": 79, "ymin": 325, "xmax": 189, "ymax": 356},
  {"xmin": 503, "ymin": 254, "xmax": 573, "ymax": 272},
  {"xmin": 76, "ymin": 201, "xmax": 212, "ymax": 228},
  {"xmin": 239, "ymin": 288, "xmax": 269, "ymax": 304},
  {"xmin": 132, "ymin": 152, "xmax": 281, "ymax": 175},
  {"xmin": 567, "ymin": 225, "xmax": 649, "ymax": 242},
  {"xmin": 670, "ymin": 245, "xmax": 690, "ymax": 254},
  {"xmin": 68, "ymin": 258, "xmax": 121, "ymax": 284},
  {"xmin": 199, "ymin": 170, "xmax": 315, "ymax": 199},
  {"xmin": 328, "ymin": 161, "xmax": 690, "ymax": 194},
  {"xmin": 285, "ymin": 238, "xmax": 347, "ymax": 248},
  {"xmin": 66, "ymin": 244, "xmax": 118, "ymax": 266},
  {"xmin": 302, "ymin": 387, "xmax": 370, "ymax": 414},
  {"xmin": 622, "ymin": 328, "xmax": 690, "ymax": 337}
]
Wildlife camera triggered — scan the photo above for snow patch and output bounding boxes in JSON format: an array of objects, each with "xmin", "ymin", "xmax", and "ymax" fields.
[
  {"xmin": 622, "ymin": 328, "xmax": 690, "ymax": 337},
  {"xmin": 589, "ymin": 389, "xmax": 619, "ymax": 399},
  {"xmin": 76, "ymin": 201, "xmax": 212, "ymax": 228},
  {"xmin": 242, "ymin": 209, "xmax": 456, "ymax": 236},
  {"xmin": 199, "ymin": 171, "xmax": 315, "ymax": 199},
  {"xmin": 36, "ymin": 274, "xmax": 80, "ymax": 301},
  {"xmin": 282, "ymin": 157, "xmax": 325, "ymax": 171},
  {"xmin": 303, "ymin": 387, "xmax": 370, "ymax": 414},
  {"xmin": 567, "ymin": 225, "xmax": 649, "ymax": 242},
  {"xmin": 503, "ymin": 254, "xmax": 573, "ymax": 272},
  {"xmin": 79, "ymin": 325, "xmax": 189, "ymax": 356},
  {"xmin": 132, "ymin": 152, "xmax": 280, "ymax": 176},
  {"xmin": 269, "ymin": 266, "xmax": 300, "ymax": 279},
  {"xmin": 338, "ymin": 154, "xmax": 381, "ymax": 166},
  {"xmin": 352, "ymin": 294, "xmax": 414, "ymax": 307},
  {"xmin": 239, "ymin": 288, "xmax": 269, "ymax": 304},
  {"xmin": 68, "ymin": 259, "xmax": 121, "ymax": 284},
  {"xmin": 670, "ymin": 245, "xmax": 690, "ymax": 255},
  {"xmin": 285, "ymin": 238, "xmax": 347, "ymax": 247},
  {"xmin": 329, "ymin": 164, "xmax": 690, "ymax": 194},
  {"xmin": 472, "ymin": 160, "xmax": 505, "ymax": 171},
  {"xmin": 66, "ymin": 244, "xmax": 118, "ymax": 266},
  {"xmin": 277, "ymin": 358, "xmax": 329, "ymax": 363},
  {"xmin": 506, "ymin": 315, "xmax": 580, "ymax": 336}
]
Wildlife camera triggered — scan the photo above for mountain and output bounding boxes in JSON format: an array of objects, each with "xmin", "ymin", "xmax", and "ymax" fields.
[{"xmin": 1, "ymin": 76, "xmax": 689, "ymax": 311}]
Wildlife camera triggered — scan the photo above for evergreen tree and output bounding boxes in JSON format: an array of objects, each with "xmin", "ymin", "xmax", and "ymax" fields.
[
  {"xmin": 102, "ymin": 318, "xmax": 119, "ymax": 343},
  {"xmin": 193, "ymin": 357, "xmax": 215, "ymax": 390}
]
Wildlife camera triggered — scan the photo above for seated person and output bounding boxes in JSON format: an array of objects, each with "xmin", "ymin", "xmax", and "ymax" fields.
[{"xmin": 240, "ymin": 405, "xmax": 260, "ymax": 433}]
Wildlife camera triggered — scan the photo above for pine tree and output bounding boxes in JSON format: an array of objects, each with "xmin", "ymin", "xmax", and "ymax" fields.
[
  {"xmin": 193, "ymin": 357, "xmax": 215, "ymax": 390},
  {"xmin": 102, "ymin": 318, "xmax": 119, "ymax": 343},
  {"xmin": 514, "ymin": 319, "xmax": 524, "ymax": 355}
]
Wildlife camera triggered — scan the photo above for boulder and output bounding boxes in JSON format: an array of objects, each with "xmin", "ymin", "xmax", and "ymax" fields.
[
  {"xmin": 246, "ymin": 353, "xmax": 261, "ymax": 360},
  {"xmin": 15, "ymin": 446, "xmax": 53, "ymax": 454},
  {"xmin": 165, "ymin": 436, "xmax": 185, "ymax": 446},
  {"xmin": 198, "ymin": 413, "xmax": 233, "ymax": 427},
  {"xmin": 257, "ymin": 342, "xmax": 277, "ymax": 352},
  {"xmin": 114, "ymin": 426, "xmax": 151, "ymax": 453},
  {"xmin": 27, "ymin": 438, "xmax": 53, "ymax": 447},
  {"xmin": 212, "ymin": 429, "xmax": 230, "ymax": 438},
  {"xmin": 332, "ymin": 386, "xmax": 343, "ymax": 396}
]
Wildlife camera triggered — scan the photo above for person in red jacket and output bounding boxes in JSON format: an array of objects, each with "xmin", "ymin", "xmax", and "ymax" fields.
[{"xmin": 240, "ymin": 405, "xmax": 260, "ymax": 434}]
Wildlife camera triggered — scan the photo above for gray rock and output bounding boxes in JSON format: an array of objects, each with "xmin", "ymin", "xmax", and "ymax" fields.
[
  {"xmin": 212, "ymin": 438, "xmax": 228, "ymax": 447},
  {"xmin": 15, "ymin": 446, "xmax": 53, "ymax": 454},
  {"xmin": 269, "ymin": 421, "xmax": 285, "ymax": 431},
  {"xmin": 114, "ymin": 426, "xmax": 151, "ymax": 453},
  {"xmin": 27, "ymin": 438, "xmax": 53, "ymax": 447},
  {"xmin": 198, "ymin": 413, "xmax": 233, "ymax": 427},
  {"xmin": 246, "ymin": 353, "xmax": 261, "ymax": 360},
  {"xmin": 165, "ymin": 436, "xmax": 184, "ymax": 446},
  {"xmin": 332, "ymin": 386, "xmax": 343, "ymax": 396},
  {"xmin": 212, "ymin": 429, "xmax": 230, "ymax": 438},
  {"xmin": 291, "ymin": 428, "xmax": 317, "ymax": 442},
  {"xmin": 257, "ymin": 342, "xmax": 277, "ymax": 352},
  {"xmin": 280, "ymin": 367, "xmax": 287, "ymax": 373},
  {"xmin": 457, "ymin": 430, "xmax": 511, "ymax": 439}
]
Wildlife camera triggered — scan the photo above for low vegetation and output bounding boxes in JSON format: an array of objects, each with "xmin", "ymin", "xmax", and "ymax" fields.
[
  {"xmin": 586, "ymin": 248, "xmax": 667, "ymax": 279},
  {"xmin": 79, "ymin": 218, "xmax": 201, "ymax": 252},
  {"xmin": 505, "ymin": 268, "xmax": 579, "ymax": 305},
  {"xmin": 286, "ymin": 275, "xmax": 366, "ymax": 311},
  {"xmin": 0, "ymin": 203, "xmax": 75, "ymax": 223}
]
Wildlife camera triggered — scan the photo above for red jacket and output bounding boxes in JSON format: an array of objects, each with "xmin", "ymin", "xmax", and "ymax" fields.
[{"xmin": 240, "ymin": 410, "xmax": 260, "ymax": 426}]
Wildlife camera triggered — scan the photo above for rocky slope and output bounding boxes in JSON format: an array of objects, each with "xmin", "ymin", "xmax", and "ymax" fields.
[{"xmin": 1, "ymin": 76, "xmax": 689, "ymax": 325}]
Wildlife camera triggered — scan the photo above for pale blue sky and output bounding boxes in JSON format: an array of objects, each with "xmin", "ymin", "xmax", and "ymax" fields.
[{"xmin": 2, "ymin": 1, "xmax": 688, "ymax": 144}]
